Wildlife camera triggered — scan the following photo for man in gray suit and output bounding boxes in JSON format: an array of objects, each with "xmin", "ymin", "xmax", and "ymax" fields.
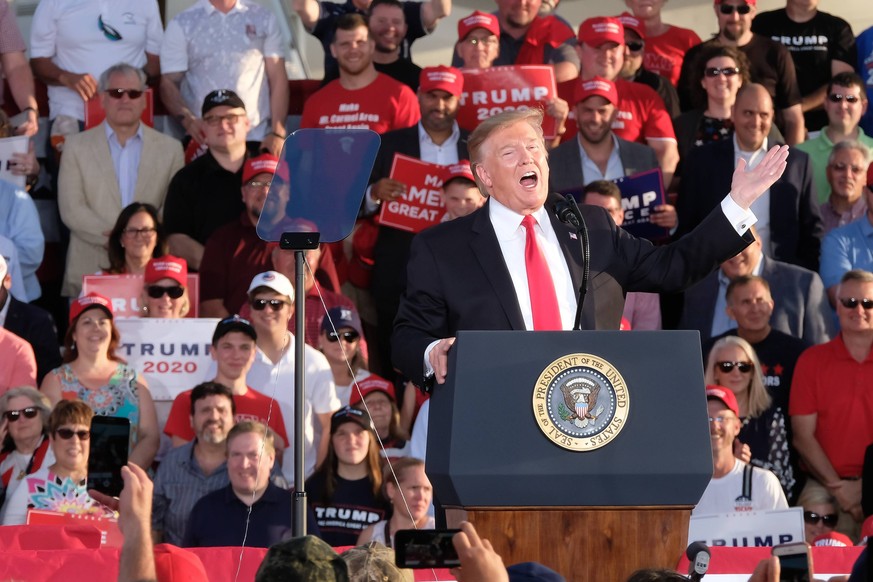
[
  {"xmin": 548, "ymin": 76, "xmax": 677, "ymax": 232},
  {"xmin": 58, "ymin": 62, "xmax": 184, "ymax": 297}
]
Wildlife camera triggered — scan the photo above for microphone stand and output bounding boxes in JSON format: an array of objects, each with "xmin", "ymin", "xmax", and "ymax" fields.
[{"xmin": 555, "ymin": 194, "xmax": 590, "ymax": 330}]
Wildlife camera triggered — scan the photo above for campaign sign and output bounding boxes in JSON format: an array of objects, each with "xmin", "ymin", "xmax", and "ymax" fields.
[
  {"xmin": 115, "ymin": 318, "xmax": 218, "ymax": 402},
  {"xmin": 613, "ymin": 168, "xmax": 669, "ymax": 241},
  {"xmin": 377, "ymin": 154, "xmax": 446, "ymax": 233},
  {"xmin": 82, "ymin": 273, "xmax": 200, "ymax": 318},
  {"xmin": 458, "ymin": 66, "xmax": 558, "ymax": 139},
  {"xmin": 688, "ymin": 507, "xmax": 805, "ymax": 548},
  {"xmin": 0, "ymin": 135, "xmax": 29, "ymax": 188},
  {"xmin": 27, "ymin": 510, "xmax": 122, "ymax": 547},
  {"xmin": 84, "ymin": 88, "xmax": 155, "ymax": 130}
]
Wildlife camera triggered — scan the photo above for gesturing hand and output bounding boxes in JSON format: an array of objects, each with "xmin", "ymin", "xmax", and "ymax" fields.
[{"xmin": 729, "ymin": 145, "xmax": 789, "ymax": 209}]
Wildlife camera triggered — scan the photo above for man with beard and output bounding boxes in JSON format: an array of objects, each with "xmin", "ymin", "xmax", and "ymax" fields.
[
  {"xmin": 368, "ymin": 0, "xmax": 421, "ymax": 90},
  {"xmin": 300, "ymin": 13, "xmax": 420, "ymax": 134},
  {"xmin": 151, "ymin": 382, "xmax": 235, "ymax": 545}
]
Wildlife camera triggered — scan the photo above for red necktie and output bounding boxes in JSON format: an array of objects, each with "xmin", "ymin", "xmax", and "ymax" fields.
[{"xmin": 522, "ymin": 215, "xmax": 562, "ymax": 330}]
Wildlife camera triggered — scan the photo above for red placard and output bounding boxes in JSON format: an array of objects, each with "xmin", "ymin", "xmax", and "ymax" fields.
[
  {"xmin": 27, "ymin": 510, "xmax": 122, "ymax": 547},
  {"xmin": 81, "ymin": 273, "xmax": 200, "ymax": 318},
  {"xmin": 84, "ymin": 89, "xmax": 155, "ymax": 130},
  {"xmin": 377, "ymin": 154, "xmax": 447, "ymax": 233},
  {"xmin": 458, "ymin": 65, "xmax": 558, "ymax": 138}
]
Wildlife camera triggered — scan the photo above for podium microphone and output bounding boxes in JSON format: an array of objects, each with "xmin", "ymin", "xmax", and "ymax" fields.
[
  {"xmin": 554, "ymin": 194, "xmax": 590, "ymax": 330},
  {"xmin": 686, "ymin": 542, "xmax": 710, "ymax": 581}
]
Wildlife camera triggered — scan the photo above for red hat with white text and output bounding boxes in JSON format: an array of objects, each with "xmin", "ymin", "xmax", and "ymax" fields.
[
  {"xmin": 70, "ymin": 292, "xmax": 113, "ymax": 324},
  {"xmin": 573, "ymin": 76, "xmax": 619, "ymax": 107},
  {"xmin": 419, "ymin": 66, "xmax": 464, "ymax": 97},
  {"xmin": 145, "ymin": 255, "xmax": 188, "ymax": 286},
  {"xmin": 578, "ymin": 17, "xmax": 624, "ymax": 48},
  {"xmin": 243, "ymin": 153, "xmax": 280, "ymax": 183},
  {"xmin": 705, "ymin": 385, "xmax": 740, "ymax": 418},
  {"xmin": 350, "ymin": 375, "xmax": 396, "ymax": 407},
  {"xmin": 617, "ymin": 12, "xmax": 645, "ymax": 39},
  {"xmin": 443, "ymin": 160, "xmax": 476, "ymax": 185},
  {"xmin": 457, "ymin": 11, "xmax": 500, "ymax": 41}
]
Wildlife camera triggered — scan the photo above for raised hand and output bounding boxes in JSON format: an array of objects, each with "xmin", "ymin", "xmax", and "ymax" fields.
[{"xmin": 729, "ymin": 145, "xmax": 789, "ymax": 210}]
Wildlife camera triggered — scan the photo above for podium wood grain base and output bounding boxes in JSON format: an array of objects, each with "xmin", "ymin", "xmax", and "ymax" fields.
[{"xmin": 445, "ymin": 506, "xmax": 692, "ymax": 582}]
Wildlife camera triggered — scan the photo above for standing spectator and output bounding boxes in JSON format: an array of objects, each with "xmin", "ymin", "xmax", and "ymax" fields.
[
  {"xmin": 29, "ymin": 0, "xmax": 162, "ymax": 126},
  {"xmin": 366, "ymin": 0, "xmax": 422, "ymax": 91},
  {"xmin": 752, "ymin": 0, "xmax": 857, "ymax": 133},
  {"xmin": 0, "ymin": 164, "xmax": 44, "ymax": 302},
  {"xmin": 623, "ymin": 0, "xmax": 701, "ymax": 87},
  {"xmin": 455, "ymin": 11, "xmax": 500, "ymax": 70},
  {"xmin": 617, "ymin": 12, "xmax": 680, "ymax": 119},
  {"xmin": 858, "ymin": 25, "xmax": 873, "ymax": 137},
  {"xmin": 159, "ymin": 0, "xmax": 289, "ymax": 156},
  {"xmin": 58, "ymin": 63, "xmax": 183, "ymax": 298},
  {"xmin": 817, "ymin": 141, "xmax": 869, "ymax": 234},
  {"xmin": 0, "ymin": 2, "xmax": 38, "ymax": 136}
]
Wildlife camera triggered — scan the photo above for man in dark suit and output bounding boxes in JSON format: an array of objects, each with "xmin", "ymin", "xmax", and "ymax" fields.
[
  {"xmin": 392, "ymin": 108, "xmax": 790, "ymax": 386},
  {"xmin": 365, "ymin": 65, "xmax": 469, "ymax": 378},
  {"xmin": 677, "ymin": 83, "xmax": 823, "ymax": 272}
]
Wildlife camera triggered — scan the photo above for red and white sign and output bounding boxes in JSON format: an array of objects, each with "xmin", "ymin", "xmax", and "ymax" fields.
[
  {"xmin": 458, "ymin": 66, "xmax": 558, "ymax": 139},
  {"xmin": 377, "ymin": 154, "xmax": 446, "ymax": 233},
  {"xmin": 84, "ymin": 89, "xmax": 155, "ymax": 130},
  {"xmin": 81, "ymin": 273, "xmax": 200, "ymax": 319},
  {"xmin": 27, "ymin": 510, "xmax": 122, "ymax": 548}
]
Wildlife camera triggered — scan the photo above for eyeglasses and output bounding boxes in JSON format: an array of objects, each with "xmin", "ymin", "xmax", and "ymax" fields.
[
  {"xmin": 626, "ymin": 41, "xmax": 644, "ymax": 52},
  {"xmin": 98, "ymin": 15, "xmax": 122, "ymax": 41},
  {"xmin": 838, "ymin": 297, "xmax": 873, "ymax": 310},
  {"xmin": 705, "ymin": 67, "xmax": 740, "ymax": 78},
  {"xmin": 803, "ymin": 511, "xmax": 838, "ymax": 528},
  {"xmin": 718, "ymin": 4, "xmax": 752, "ymax": 15},
  {"xmin": 3, "ymin": 407, "xmax": 39, "ymax": 422},
  {"xmin": 708, "ymin": 415, "xmax": 736, "ymax": 424},
  {"xmin": 326, "ymin": 330, "xmax": 360, "ymax": 343},
  {"xmin": 106, "ymin": 88, "xmax": 144, "ymax": 100},
  {"xmin": 828, "ymin": 162, "xmax": 866, "ymax": 174},
  {"xmin": 716, "ymin": 361, "xmax": 753, "ymax": 373},
  {"xmin": 464, "ymin": 36, "xmax": 498, "ymax": 47},
  {"xmin": 827, "ymin": 93, "xmax": 861, "ymax": 104},
  {"xmin": 251, "ymin": 298, "xmax": 288, "ymax": 311},
  {"xmin": 55, "ymin": 428, "xmax": 91, "ymax": 441},
  {"xmin": 245, "ymin": 180, "xmax": 273, "ymax": 190},
  {"xmin": 203, "ymin": 113, "xmax": 244, "ymax": 126},
  {"xmin": 122, "ymin": 227, "xmax": 157, "ymax": 238},
  {"xmin": 146, "ymin": 285, "xmax": 185, "ymax": 299}
]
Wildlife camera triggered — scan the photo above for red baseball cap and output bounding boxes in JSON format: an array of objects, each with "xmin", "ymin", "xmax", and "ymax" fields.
[
  {"xmin": 457, "ymin": 10, "xmax": 500, "ymax": 41},
  {"xmin": 443, "ymin": 160, "xmax": 476, "ymax": 185},
  {"xmin": 574, "ymin": 76, "xmax": 619, "ymax": 107},
  {"xmin": 419, "ymin": 66, "xmax": 464, "ymax": 97},
  {"xmin": 813, "ymin": 532, "xmax": 853, "ymax": 547},
  {"xmin": 861, "ymin": 515, "xmax": 873, "ymax": 543},
  {"xmin": 350, "ymin": 375, "xmax": 396, "ymax": 407},
  {"xmin": 617, "ymin": 12, "xmax": 645, "ymax": 39},
  {"xmin": 145, "ymin": 255, "xmax": 188, "ymax": 286},
  {"xmin": 70, "ymin": 292, "xmax": 113, "ymax": 324},
  {"xmin": 705, "ymin": 385, "xmax": 740, "ymax": 417},
  {"xmin": 242, "ymin": 153, "xmax": 279, "ymax": 183},
  {"xmin": 578, "ymin": 17, "xmax": 624, "ymax": 48}
]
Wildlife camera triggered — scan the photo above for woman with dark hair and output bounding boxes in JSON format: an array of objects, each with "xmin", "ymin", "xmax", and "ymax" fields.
[
  {"xmin": 40, "ymin": 293, "xmax": 158, "ymax": 469},
  {"xmin": 0, "ymin": 387, "xmax": 54, "ymax": 517},
  {"xmin": 306, "ymin": 406, "xmax": 389, "ymax": 546},
  {"xmin": 104, "ymin": 202, "xmax": 165, "ymax": 275}
]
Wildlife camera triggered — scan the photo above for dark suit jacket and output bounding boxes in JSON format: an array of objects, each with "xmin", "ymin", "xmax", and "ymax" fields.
[
  {"xmin": 676, "ymin": 139, "xmax": 823, "ymax": 271},
  {"xmin": 4, "ymin": 296, "xmax": 61, "ymax": 384},
  {"xmin": 392, "ymin": 194, "xmax": 752, "ymax": 384},
  {"xmin": 679, "ymin": 255, "xmax": 835, "ymax": 345},
  {"xmin": 548, "ymin": 135, "xmax": 659, "ymax": 194}
]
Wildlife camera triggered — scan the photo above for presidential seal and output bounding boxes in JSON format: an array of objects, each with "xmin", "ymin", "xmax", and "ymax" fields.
[{"xmin": 531, "ymin": 353, "xmax": 629, "ymax": 451}]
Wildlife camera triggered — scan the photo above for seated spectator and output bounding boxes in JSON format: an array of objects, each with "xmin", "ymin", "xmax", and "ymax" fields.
[
  {"xmin": 796, "ymin": 73, "xmax": 873, "ymax": 204},
  {"xmin": 58, "ymin": 63, "xmax": 184, "ymax": 298},
  {"xmin": 140, "ymin": 255, "xmax": 190, "ymax": 319},
  {"xmin": 319, "ymin": 306, "xmax": 371, "ymax": 404},
  {"xmin": 183, "ymin": 421, "xmax": 319, "ymax": 547},
  {"xmin": 441, "ymin": 161, "xmax": 485, "ymax": 221},
  {"xmin": 255, "ymin": 535, "xmax": 348, "ymax": 581},
  {"xmin": 455, "ymin": 11, "xmax": 500, "ymax": 70},
  {"xmin": 1, "ymin": 400, "xmax": 115, "ymax": 525},
  {"xmin": 818, "ymin": 141, "xmax": 870, "ymax": 234},
  {"xmin": 152, "ymin": 382, "xmax": 234, "ymax": 545},
  {"xmin": 350, "ymin": 377, "xmax": 410, "ymax": 460},
  {"xmin": 0, "ymin": 388, "xmax": 55, "ymax": 518},
  {"xmin": 623, "ymin": 0, "xmax": 701, "ymax": 87},
  {"xmin": 704, "ymin": 336, "xmax": 794, "ymax": 500},
  {"xmin": 617, "ymin": 13, "xmax": 680, "ymax": 119},
  {"xmin": 693, "ymin": 386, "xmax": 788, "ymax": 516},
  {"xmin": 0, "ymin": 256, "xmax": 60, "ymax": 385},
  {"xmin": 40, "ymin": 294, "xmax": 159, "ymax": 470},
  {"xmin": 306, "ymin": 407, "xmax": 390, "ymax": 546},
  {"xmin": 357, "ymin": 457, "xmax": 434, "ymax": 546},
  {"xmin": 102, "ymin": 203, "xmax": 166, "ymax": 276},
  {"xmin": 796, "ymin": 486, "xmax": 838, "ymax": 544},
  {"xmin": 163, "ymin": 315, "xmax": 288, "ymax": 450}
]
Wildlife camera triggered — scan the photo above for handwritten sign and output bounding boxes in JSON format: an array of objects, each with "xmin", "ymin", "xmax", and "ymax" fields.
[
  {"xmin": 84, "ymin": 89, "xmax": 154, "ymax": 130},
  {"xmin": 0, "ymin": 135, "xmax": 29, "ymax": 188},
  {"xmin": 377, "ymin": 154, "xmax": 446, "ymax": 233},
  {"xmin": 82, "ymin": 273, "xmax": 200, "ymax": 318}
]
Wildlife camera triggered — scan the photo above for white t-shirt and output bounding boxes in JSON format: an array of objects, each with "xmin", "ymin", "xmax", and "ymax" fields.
[
  {"xmin": 160, "ymin": 0, "xmax": 284, "ymax": 139},
  {"xmin": 30, "ymin": 0, "xmax": 163, "ymax": 120},
  {"xmin": 693, "ymin": 459, "xmax": 788, "ymax": 516}
]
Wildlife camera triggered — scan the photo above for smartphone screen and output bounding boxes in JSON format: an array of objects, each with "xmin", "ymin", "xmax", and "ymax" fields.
[
  {"xmin": 86, "ymin": 416, "xmax": 131, "ymax": 497},
  {"xmin": 394, "ymin": 529, "xmax": 461, "ymax": 569},
  {"xmin": 777, "ymin": 553, "xmax": 811, "ymax": 582}
]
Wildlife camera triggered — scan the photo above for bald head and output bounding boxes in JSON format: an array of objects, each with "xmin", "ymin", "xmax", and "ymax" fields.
[{"xmin": 732, "ymin": 83, "xmax": 773, "ymax": 152}]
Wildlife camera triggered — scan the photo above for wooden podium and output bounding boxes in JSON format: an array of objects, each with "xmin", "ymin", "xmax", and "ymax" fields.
[{"xmin": 427, "ymin": 330, "xmax": 713, "ymax": 582}]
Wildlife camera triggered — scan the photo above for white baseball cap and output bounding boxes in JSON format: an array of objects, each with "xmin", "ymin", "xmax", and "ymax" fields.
[{"xmin": 247, "ymin": 271, "xmax": 294, "ymax": 302}]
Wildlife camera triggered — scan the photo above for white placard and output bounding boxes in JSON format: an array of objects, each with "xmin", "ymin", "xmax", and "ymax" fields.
[{"xmin": 689, "ymin": 507, "xmax": 805, "ymax": 548}]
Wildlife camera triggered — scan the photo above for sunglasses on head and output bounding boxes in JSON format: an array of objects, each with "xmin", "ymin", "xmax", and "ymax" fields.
[
  {"xmin": 326, "ymin": 330, "xmax": 360, "ymax": 343},
  {"xmin": 98, "ymin": 15, "xmax": 122, "ymax": 41},
  {"xmin": 717, "ymin": 361, "xmax": 753, "ymax": 373},
  {"xmin": 719, "ymin": 3, "xmax": 751, "ymax": 14},
  {"xmin": 827, "ymin": 93, "xmax": 861, "ymax": 104},
  {"xmin": 839, "ymin": 297, "xmax": 873, "ymax": 310},
  {"xmin": 55, "ymin": 428, "xmax": 91, "ymax": 440},
  {"xmin": 803, "ymin": 511, "xmax": 838, "ymax": 528},
  {"xmin": 146, "ymin": 285, "xmax": 185, "ymax": 299},
  {"xmin": 3, "ymin": 407, "xmax": 39, "ymax": 422},
  {"xmin": 626, "ymin": 41, "xmax": 644, "ymax": 52},
  {"xmin": 251, "ymin": 298, "xmax": 288, "ymax": 311},
  {"xmin": 705, "ymin": 67, "xmax": 740, "ymax": 78},
  {"xmin": 106, "ymin": 88, "xmax": 144, "ymax": 99}
]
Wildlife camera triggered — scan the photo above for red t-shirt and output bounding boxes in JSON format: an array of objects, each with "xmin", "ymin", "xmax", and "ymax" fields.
[
  {"xmin": 300, "ymin": 73, "xmax": 421, "ymax": 134},
  {"xmin": 644, "ymin": 25, "xmax": 701, "ymax": 87},
  {"xmin": 163, "ymin": 386, "xmax": 288, "ymax": 445}
]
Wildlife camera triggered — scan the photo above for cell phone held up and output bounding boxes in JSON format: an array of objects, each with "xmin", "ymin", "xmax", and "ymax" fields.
[
  {"xmin": 86, "ymin": 416, "xmax": 131, "ymax": 498},
  {"xmin": 394, "ymin": 529, "xmax": 461, "ymax": 569},
  {"xmin": 772, "ymin": 541, "xmax": 814, "ymax": 582}
]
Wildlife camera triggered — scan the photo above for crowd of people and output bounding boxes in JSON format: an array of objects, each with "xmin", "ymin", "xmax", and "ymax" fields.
[{"xmin": 1, "ymin": 0, "xmax": 873, "ymax": 578}]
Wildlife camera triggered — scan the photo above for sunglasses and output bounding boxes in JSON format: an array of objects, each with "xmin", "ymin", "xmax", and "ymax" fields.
[
  {"xmin": 55, "ymin": 428, "xmax": 91, "ymax": 441},
  {"xmin": 98, "ymin": 15, "xmax": 122, "ymax": 41},
  {"xmin": 146, "ymin": 285, "xmax": 185, "ymax": 299},
  {"xmin": 326, "ymin": 330, "xmax": 360, "ymax": 343},
  {"xmin": 705, "ymin": 67, "xmax": 740, "ymax": 78},
  {"xmin": 626, "ymin": 41, "xmax": 644, "ymax": 52},
  {"xmin": 803, "ymin": 511, "xmax": 838, "ymax": 528},
  {"xmin": 106, "ymin": 88, "xmax": 144, "ymax": 99},
  {"xmin": 716, "ymin": 361, "xmax": 753, "ymax": 373},
  {"xmin": 251, "ymin": 298, "xmax": 288, "ymax": 311},
  {"xmin": 827, "ymin": 93, "xmax": 861, "ymax": 104},
  {"xmin": 838, "ymin": 297, "xmax": 873, "ymax": 310},
  {"xmin": 3, "ymin": 407, "xmax": 39, "ymax": 422},
  {"xmin": 718, "ymin": 4, "xmax": 751, "ymax": 15}
]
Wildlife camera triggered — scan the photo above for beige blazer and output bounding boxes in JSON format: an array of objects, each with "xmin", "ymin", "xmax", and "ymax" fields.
[{"xmin": 58, "ymin": 122, "xmax": 184, "ymax": 297}]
